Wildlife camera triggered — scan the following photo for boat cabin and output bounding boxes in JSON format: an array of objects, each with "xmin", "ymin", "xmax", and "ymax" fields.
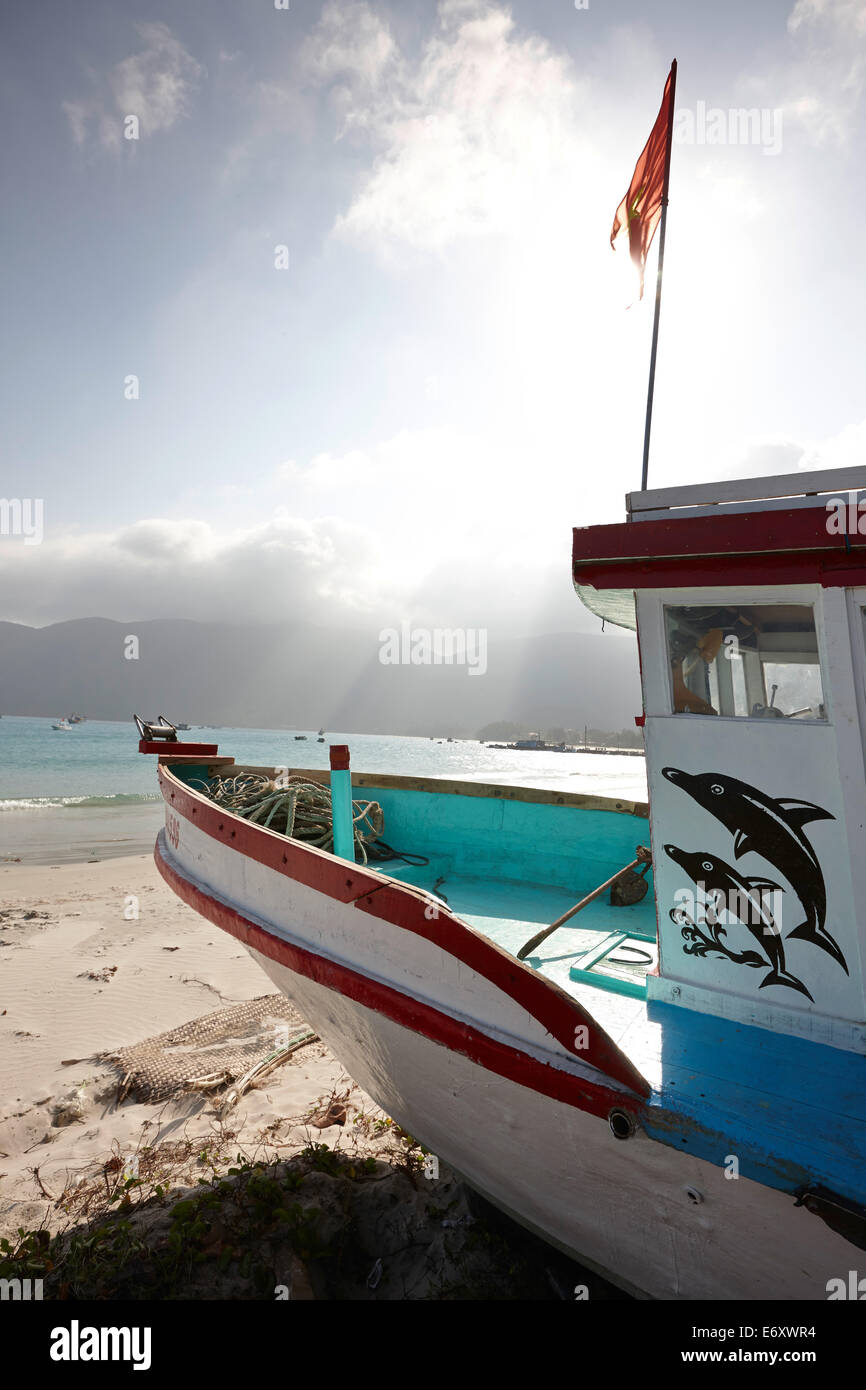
[{"xmin": 574, "ymin": 465, "xmax": 866, "ymax": 1053}]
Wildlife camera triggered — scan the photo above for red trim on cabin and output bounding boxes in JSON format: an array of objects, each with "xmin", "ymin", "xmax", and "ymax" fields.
[
  {"xmin": 154, "ymin": 835, "xmax": 644, "ymax": 1121},
  {"xmin": 573, "ymin": 505, "xmax": 866, "ymax": 590},
  {"xmin": 157, "ymin": 763, "xmax": 651, "ymax": 1098}
]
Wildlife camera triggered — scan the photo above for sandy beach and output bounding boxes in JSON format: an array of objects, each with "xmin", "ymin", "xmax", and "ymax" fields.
[
  {"xmin": 0, "ymin": 852, "xmax": 390, "ymax": 1238},
  {"xmin": 0, "ymin": 849, "xmax": 605, "ymax": 1299}
]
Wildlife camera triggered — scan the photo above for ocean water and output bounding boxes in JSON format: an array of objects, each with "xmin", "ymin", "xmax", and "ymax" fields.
[
  {"xmin": 0, "ymin": 716, "xmax": 646, "ymax": 807},
  {"xmin": 0, "ymin": 716, "xmax": 646, "ymax": 864}
]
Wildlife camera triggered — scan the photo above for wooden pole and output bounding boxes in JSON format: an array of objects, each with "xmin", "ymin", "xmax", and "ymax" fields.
[
  {"xmin": 640, "ymin": 58, "xmax": 677, "ymax": 492},
  {"xmin": 516, "ymin": 846, "xmax": 651, "ymax": 961},
  {"xmin": 329, "ymin": 744, "xmax": 355, "ymax": 862}
]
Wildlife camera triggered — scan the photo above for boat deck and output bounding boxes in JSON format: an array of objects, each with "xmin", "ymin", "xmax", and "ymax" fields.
[{"xmin": 382, "ymin": 859, "xmax": 658, "ymax": 1001}]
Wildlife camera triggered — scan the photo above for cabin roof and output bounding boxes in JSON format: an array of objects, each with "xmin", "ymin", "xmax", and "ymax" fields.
[
  {"xmin": 626, "ymin": 463, "xmax": 866, "ymax": 521},
  {"xmin": 574, "ymin": 465, "xmax": 866, "ymax": 594}
]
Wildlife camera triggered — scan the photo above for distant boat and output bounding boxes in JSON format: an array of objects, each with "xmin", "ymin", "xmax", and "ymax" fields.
[
  {"xmin": 52, "ymin": 719, "xmax": 73, "ymax": 731},
  {"xmin": 318, "ymin": 728, "xmax": 325, "ymax": 736},
  {"xmin": 177, "ymin": 723, "xmax": 191, "ymax": 731},
  {"xmin": 67, "ymin": 713, "xmax": 84, "ymax": 724},
  {"xmin": 294, "ymin": 735, "xmax": 307, "ymax": 741}
]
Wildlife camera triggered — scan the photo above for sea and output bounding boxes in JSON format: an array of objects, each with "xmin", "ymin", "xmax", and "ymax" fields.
[{"xmin": 0, "ymin": 716, "xmax": 646, "ymax": 864}]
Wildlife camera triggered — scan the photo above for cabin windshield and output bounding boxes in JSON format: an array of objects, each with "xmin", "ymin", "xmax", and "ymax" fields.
[{"xmin": 664, "ymin": 603, "xmax": 826, "ymax": 721}]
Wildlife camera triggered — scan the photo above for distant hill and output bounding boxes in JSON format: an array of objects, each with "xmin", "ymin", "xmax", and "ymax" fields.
[{"xmin": 0, "ymin": 618, "xmax": 642, "ymax": 737}]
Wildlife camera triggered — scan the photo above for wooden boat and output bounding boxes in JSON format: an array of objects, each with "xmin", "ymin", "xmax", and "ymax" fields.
[{"xmin": 139, "ymin": 466, "xmax": 866, "ymax": 1300}]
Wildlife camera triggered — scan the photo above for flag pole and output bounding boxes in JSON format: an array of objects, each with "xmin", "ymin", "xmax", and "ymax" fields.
[{"xmin": 640, "ymin": 59, "xmax": 677, "ymax": 493}]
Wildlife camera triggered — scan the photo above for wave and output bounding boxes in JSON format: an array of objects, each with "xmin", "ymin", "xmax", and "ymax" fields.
[{"xmin": 0, "ymin": 793, "xmax": 162, "ymax": 811}]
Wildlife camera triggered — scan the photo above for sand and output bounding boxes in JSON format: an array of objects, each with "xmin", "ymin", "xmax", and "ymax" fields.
[
  {"xmin": 0, "ymin": 848, "xmax": 616, "ymax": 1299},
  {"xmin": 0, "ymin": 852, "xmax": 394, "ymax": 1242}
]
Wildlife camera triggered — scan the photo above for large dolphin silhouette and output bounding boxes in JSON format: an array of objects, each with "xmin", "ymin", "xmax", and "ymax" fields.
[
  {"xmin": 662, "ymin": 768, "xmax": 847, "ymax": 975},
  {"xmin": 664, "ymin": 844, "xmax": 813, "ymax": 1000}
]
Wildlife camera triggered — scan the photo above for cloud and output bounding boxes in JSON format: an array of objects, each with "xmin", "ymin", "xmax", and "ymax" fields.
[
  {"xmin": 301, "ymin": 0, "xmax": 586, "ymax": 253},
  {"xmin": 725, "ymin": 418, "xmax": 866, "ymax": 478},
  {"xmin": 301, "ymin": 0, "xmax": 398, "ymax": 98},
  {"xmin": 0, "ymin": 514, "xmax": 383, "ymax": 628},
  {"xmin": 270, "ymin": 426, "xmax": 579, "ymax": 581},
  {"xmin": 0, "ymin": 435, "xmax": 589, "ymax": 638},
  {"xmin": 63, "ymin": 22, "xmax": 203, "ymax": 151},
  {"xmin": 766, "ymin": 0, "xmax": 866, "ymax": 145}
]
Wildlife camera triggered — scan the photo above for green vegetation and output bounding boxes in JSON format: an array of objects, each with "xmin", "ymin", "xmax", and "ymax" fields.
[{"xmin": 0, "ymin": 1134, "xmax": 620, "ymax": 1300}]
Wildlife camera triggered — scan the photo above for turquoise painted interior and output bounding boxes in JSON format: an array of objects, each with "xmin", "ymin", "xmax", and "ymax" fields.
[
  {"xmin": 172, "ymin": 767, "xmax": 657, "ymax": 1000},
  {"xmin": 362, "ymin": 786, "xmax": 657, "ymax": 1001}
]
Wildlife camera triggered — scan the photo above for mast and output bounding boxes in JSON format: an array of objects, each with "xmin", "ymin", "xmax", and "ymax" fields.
[{"xmin": 640, "ymin": 58, "xmax": 677, "ymax": 492}]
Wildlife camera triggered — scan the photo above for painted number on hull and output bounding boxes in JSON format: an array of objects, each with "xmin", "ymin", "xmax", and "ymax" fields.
[{"xmin": 167, "ymin": 812, "xmax": 180, "ymax": 849}]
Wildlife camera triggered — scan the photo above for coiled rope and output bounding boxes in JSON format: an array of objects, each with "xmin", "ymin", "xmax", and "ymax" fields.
[{"xmin": 191, "ymin": 772, "xmax": 385, "ymax": 864}]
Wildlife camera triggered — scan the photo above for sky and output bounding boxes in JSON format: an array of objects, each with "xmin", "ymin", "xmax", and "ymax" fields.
[{"xmin": 2, "ymin": 0, "xmax": 865, "ymax": 638}]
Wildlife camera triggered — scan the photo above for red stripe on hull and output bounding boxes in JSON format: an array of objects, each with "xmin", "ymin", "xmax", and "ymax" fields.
[
  {"xmin": 158, "ymin": 765, "xmax": 651, "ymax": 1097},
  {"xmin": 154, "ymin": 835, "xmax": 641, "ymax": 1123}
]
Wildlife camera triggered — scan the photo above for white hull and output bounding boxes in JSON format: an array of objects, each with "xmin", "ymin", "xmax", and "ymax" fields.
[
  {"xmin": 250, "ymin": 947, "xmax": 852, "ymax": 1301},
  {"xmin": 155, "ymin": 794, "xmax": 857, "ymax": 1302}
]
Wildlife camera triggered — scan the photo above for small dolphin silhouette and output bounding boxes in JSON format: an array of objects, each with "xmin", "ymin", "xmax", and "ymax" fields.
[
  {"xmin": 662, "ymin": 768, "xmax": 846, "ymax": 974},
  {"xmin": 664, "ymin": 844, "xmax": 813, "ymax": 1000}
]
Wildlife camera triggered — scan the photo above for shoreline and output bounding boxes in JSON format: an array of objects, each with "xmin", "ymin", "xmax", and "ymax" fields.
[{"xmin": 0, "ymin": 802, "xmax": 164, "ymax": 865}]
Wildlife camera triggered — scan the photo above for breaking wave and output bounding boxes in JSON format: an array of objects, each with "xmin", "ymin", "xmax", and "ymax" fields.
[{"xmin": 0, "ymin": 793, "xmax": 161, "ymax": 811}]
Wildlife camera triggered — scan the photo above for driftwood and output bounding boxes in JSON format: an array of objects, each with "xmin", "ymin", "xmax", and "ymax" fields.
[{"xmin": 218, "ymin": 1028, "xmax": 319, "ymax": 1113}]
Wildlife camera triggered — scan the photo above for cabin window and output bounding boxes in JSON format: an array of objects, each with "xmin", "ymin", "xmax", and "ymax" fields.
[{"xmin": 664, "ymin": 604, "xmax": 826, "ymax": 720}]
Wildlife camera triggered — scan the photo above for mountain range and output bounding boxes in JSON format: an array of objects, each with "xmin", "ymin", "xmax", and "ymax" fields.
[{"xmin": 0, "ymin": 618, "xmax": 642, "ymax": 737}]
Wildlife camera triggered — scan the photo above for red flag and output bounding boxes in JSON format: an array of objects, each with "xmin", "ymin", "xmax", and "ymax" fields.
[{"xmin": 610, "ymin": 62, "xmax": 677, "ymax": 299}]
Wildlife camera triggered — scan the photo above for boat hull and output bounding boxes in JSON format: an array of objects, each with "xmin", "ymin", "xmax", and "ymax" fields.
[
  {"xmin": 250, "ymin": 948, "xmax": 853, "ymax": 1300},
  {"xmin": 154, "ymin": 807, "xmax": 856, "ymax": 1301}
]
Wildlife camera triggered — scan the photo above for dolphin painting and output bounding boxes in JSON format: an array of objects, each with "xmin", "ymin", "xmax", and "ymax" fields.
[
  {"xmin": 664, "ymin": 844, "xmax": 814, "ymax": 1000},
  {"xmin": 661, "ymin": 768, "xmax": 847, "ymax": 975}
]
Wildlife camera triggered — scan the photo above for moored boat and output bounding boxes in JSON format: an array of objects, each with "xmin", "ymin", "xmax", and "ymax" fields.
[{"xmin": 139, "ymin": 466, "xmax": 866, "ymax": 1300}]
